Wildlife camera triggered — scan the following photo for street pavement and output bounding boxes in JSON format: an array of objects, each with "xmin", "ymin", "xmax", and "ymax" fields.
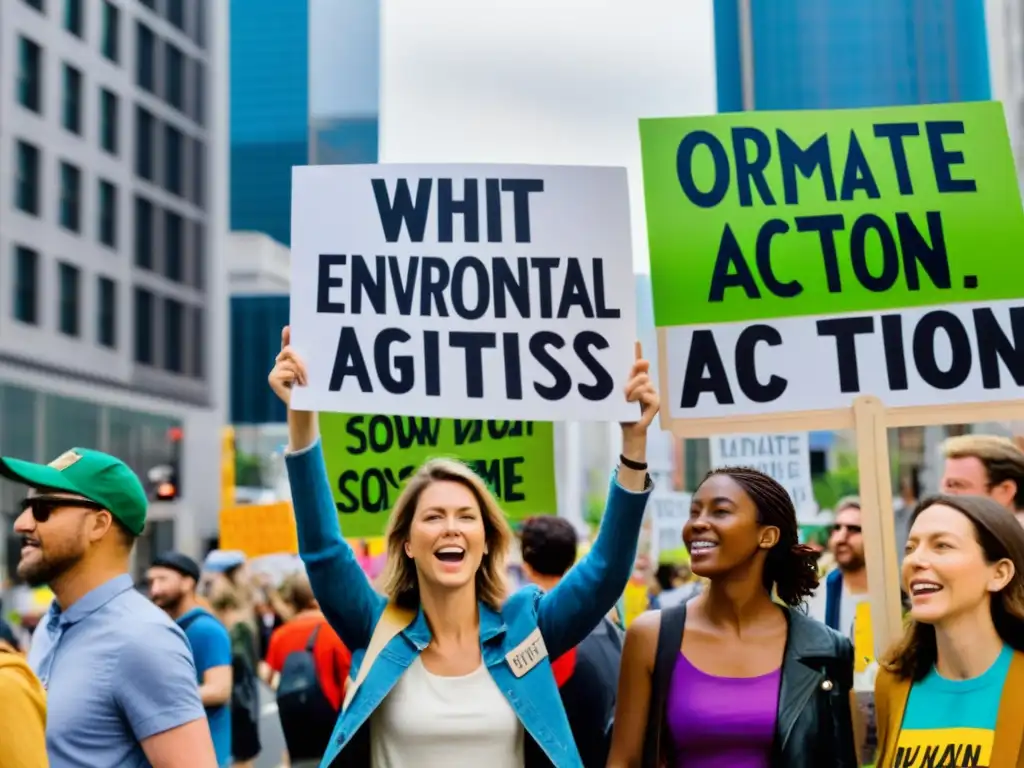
[{"xmin": 256, "ymin": 681, "xmax": 287, "ymax": 768}]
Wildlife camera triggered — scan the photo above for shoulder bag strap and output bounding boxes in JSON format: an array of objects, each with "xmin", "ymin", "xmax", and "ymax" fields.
[
  {"xmin": 305, "ymin": 623, "xmax": 322, "ymax": 653},
  {"xmin": 643, "ymin": 604, "xmax": 687, "ymax": 768},
  {"xmin": 341, "ymin": 603, "xmax": 416, "ymax": 713}
]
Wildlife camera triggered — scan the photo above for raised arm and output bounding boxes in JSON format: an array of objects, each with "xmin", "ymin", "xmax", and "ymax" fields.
[
  {"xmin": 271, "ymin": 327, "xmax": 385, "ymax": 651},
  {"xmin": 537, "ymin": 342, "xmax": 658, "ymax": 657}
]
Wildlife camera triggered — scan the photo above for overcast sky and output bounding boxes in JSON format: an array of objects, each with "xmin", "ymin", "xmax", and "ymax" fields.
[{"xmin": 377, "ymin": 0, "xmax": 717, "ymax": 273}]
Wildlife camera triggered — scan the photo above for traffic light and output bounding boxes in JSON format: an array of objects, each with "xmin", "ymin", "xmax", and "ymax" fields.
[{"xmin": 150, "ymin": 426, "xmax": 183, "ymax": 501}]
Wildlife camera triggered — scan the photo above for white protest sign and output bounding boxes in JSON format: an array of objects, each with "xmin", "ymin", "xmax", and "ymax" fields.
[
  {"xmin": 289, "ymin": 164, "xmax": 638, "ymax": 422},
  {"xmin": 648, "ymin": 491, "xmax": 691, "ymax": 565},
  {"xmin": 664, "ymin": 300, "xmax": 1024, "ymax": 420},
  {"xmin": 709, "ymin": 432, "xmax": 817, "ymax": 522}
]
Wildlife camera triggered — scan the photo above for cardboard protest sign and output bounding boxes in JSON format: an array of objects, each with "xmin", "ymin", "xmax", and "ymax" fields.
[
  {"xmin": 289, "ymin": 164, "xmax": 637, "ymax": 422},
  {"xmin": 639, "ymin": 102, "xmax": 1024, "ymax": 427},
  {"xmin": 319, "ymin": 414, "xmax": 558, "ymax": 538},
  {"xmin": 709, "ymin": 432, "xmax": 816, "ymax": 522}
]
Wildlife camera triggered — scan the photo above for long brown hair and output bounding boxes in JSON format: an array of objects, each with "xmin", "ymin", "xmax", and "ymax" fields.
[
  {"xmin": 882, "ymin": 493, "xmax": 1024, "ymax": 680},
  {"xmin": 379, "ymin": 458, "xmax": 512, "ymax": 611}
]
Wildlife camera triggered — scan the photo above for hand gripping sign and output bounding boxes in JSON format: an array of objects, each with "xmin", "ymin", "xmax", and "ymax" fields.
[{"xmin": 638, "ymin": 101, "xmax": 1024, "ymax": 656}]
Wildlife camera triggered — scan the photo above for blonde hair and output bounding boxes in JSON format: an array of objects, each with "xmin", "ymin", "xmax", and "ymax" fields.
[
  {"xmin": 942, "ymin": 434, "xmax": 1024, "ymax": 507},
  {"xmin": 379, "ymin": 458, "xmax": 512, "ymax": 611}
]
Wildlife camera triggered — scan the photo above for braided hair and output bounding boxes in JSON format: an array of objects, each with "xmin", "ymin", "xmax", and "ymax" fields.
[{"xmin": 700, "ymin": 466, "xmax": 820, "ymax": 605}]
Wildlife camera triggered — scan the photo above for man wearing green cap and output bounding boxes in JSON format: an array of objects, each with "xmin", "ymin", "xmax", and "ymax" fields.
[{"xmin": 2, "ymin": 447, "xmax": 219, "ymax": 768}]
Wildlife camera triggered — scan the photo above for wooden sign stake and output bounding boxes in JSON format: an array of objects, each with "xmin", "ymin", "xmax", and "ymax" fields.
[{"xmin": 852, "ymin": 395, "xmax": 904, "ymax": 658}]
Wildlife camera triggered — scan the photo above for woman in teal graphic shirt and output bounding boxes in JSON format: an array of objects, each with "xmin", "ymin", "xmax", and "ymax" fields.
[{"xmin": 875, "ymin": 494, "xmax": 1024, "ymax": 768}]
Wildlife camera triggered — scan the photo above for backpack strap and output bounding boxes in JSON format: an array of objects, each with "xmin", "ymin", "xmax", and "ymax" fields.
[
  {"xmin": 642, "ymin": 603, "xmax": 687, "ymax": 767},
  {"xmin": 341, "ymin": 603, "xmax": 416, "ymax": 713},
  {"xmin": 178, "ymin": 609, "xmax": 209, "ymax": 634},
  {"xmin": 305, "ymin": 623, "xmax": 322, "ymax": 653}
]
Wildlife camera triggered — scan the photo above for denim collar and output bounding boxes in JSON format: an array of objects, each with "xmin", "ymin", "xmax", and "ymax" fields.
[{"xmin": 401, "ymin": 599, "xmax": 508, "ymax": 651}]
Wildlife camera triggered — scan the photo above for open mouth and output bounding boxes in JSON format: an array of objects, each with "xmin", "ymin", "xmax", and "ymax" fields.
[
  {"xmin": 910, "ymin": 579, "xmax": 943, "ymax": 596},
  {"xmin": 434, "ymin": 546, "xmax": 466, "ymax": 564},
  {"xmin": 20, "ymin": 539, "xmax": 40, "ymax": 556},
  {"xmin": 689, "ymin": 541, "xmax": 717, "ymax": 554}
]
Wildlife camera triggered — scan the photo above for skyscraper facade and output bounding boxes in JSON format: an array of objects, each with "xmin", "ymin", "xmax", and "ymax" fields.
[
  {"xmin": 229, "ymin": 0, "xmax": 309, "ymax": 247},
  {"xmin": 228, "ymin": 0, "xmax": 379, "ymax": 428},
  {"xmin": 714, "ymin": 0, "xmax": 992, "ymax": 112},
  {"xmin": 0, "ymin": 0, "xmax": 230, "ymax": 572}
]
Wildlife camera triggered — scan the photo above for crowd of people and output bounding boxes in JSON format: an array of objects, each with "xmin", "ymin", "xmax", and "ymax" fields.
[{"xmin": 1, "ymin": 328, "xmax": 1024, "ymax": 768}]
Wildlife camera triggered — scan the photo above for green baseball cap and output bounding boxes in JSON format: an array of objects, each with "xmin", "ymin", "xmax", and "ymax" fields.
[{"xmin": 0, "ymin": 448, "xmax": 149, "ymax": 535}]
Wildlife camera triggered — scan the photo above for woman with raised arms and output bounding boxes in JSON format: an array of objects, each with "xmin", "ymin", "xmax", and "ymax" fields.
[{"xmin": 268, "ymin": 326, "xmax": 658, "ymax": 768}]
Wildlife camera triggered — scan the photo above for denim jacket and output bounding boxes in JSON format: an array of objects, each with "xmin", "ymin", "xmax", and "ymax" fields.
[{"xmin": 285, "ymin": 439, "xmax": 652, "ymax": 768}]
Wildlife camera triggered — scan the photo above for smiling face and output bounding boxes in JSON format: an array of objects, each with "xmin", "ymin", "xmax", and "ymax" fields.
[
  {"xmin": 902, "ymin": 503, "xmax": 1014, "ymax": 625},
  {"xmin": 683, "ymin": 473, "xmax": 778, "ymax": 580},
  {"xmin": 12, "ymin": 491, "xmax": 106, "ymax": 587},
  {"xmin": 404, "ymin": 479, "xmax": 488, "ymax": 594}
]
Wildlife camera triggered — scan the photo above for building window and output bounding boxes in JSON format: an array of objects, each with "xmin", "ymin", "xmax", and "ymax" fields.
[
  {"xmin": 136, "ymin": 22, "xmax": 155, "ymax": 92},
  {"xmin": 13, "ymin": 246, "xmax": 39, "ymax": 325},
  {"xmin": 101, "ymin": 1, "xmax": 120, "ymax": 63},
  {"xmin": 59, "ymin": 161, "xmax": 82, "ymax": 233},
  {"xmin": 164, "ymin": 298, "xmax": 184, "ymax": 373},
  {"xmin": 134, "ymin": 195, "xmax": 154, "ymax": 269},
  {"xmin": 100, "ymin": 88, "xmax": 119, "ymax": 155},
  {"xmin": 164, "ymin": 125, "xmax": 183, "ymax": 195},
  {"xmin": 165, "ymin": 210, "xmax": 183, "ymax": 281},
  {"xmin": 138, "ymin": 0, "xmax": 155, "ymax": 8},
  {"xmin": 97, "ymin": 276, "xmax": 117, "ymax": 348},
  {"xmin": 18, "ymin": 37, "xmax": 43, "ymax": 114},
  {"xmin": 23, "ymin": 0, "xmax": 44, "ymax": 12},
  {"xmin": 167, "ymin": 0, "xmax": 184, "ymax": 29},
  {"xmin": 195, "ymin": 0, "xmax": 206, "ymax": 48},
  {"xmin": 98, "ymin": 179, "xmax": 118, "ymax": 248},
  {"xmin": 191, "ymin": 306, "xmax": 204, "ymax": 378},
  {"xmin": 191, "ymin": 60, "xmax": 205, "ymax": 125},
  {"xmin": 64, "ymin": 0, "xmax": 84, "ymax": 37},
  {"xmin": 134, "ymin": 287, "xmax": 154, "ymax": 364},
  {"xmin": 164, "ymin": 43, "xmax": 184, "ymax": 110},
  {"xmin": 191, "ymin": 139, "xmax": 204, "ymax": 207},
  {"xmin": 191, "ymin": 221, "xmax": 205, "ymax": 290},
  {"xmin": 14, "ymin": 140, "xmax": 41, "ymax": 216},
  {"xmin": 135, "ymin": 105, "xmax": 155, "ymax": 180},
  {"xmin": 62, "ymin": 63, "xmax": 83, "ymax": 135},
  {"xmin": 58, "ymin": 261, "xmax": 81, "ymax": 337}
]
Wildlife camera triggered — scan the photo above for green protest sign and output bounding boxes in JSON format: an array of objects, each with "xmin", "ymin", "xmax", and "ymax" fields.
[
  {"xmin": 637, "ymin": 103, "xmax": 1024, "ymax": 424},
  {"xmin": 639, "ymin": 102, "xmax": 1024, "ymax": 328},
  {"xmin": 319, "ymin": 414, "xmax": 557, "ymax": 538}
]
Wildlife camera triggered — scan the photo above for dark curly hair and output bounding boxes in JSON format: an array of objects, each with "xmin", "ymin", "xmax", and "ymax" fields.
[{"xmin": 699, "ymin": 466, "xmax": 820, "ymax": 605}]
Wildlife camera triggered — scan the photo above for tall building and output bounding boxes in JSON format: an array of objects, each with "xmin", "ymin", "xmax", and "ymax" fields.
[
  {"xmin": 714, "ymin": 0, "xmax": 992, "ymax": 112},
  {"xmin": 0, "ymin": 0, "xmax": 229, "ymax": 571},
  {"xmin": 229, "ymin": 0, "xmax": 379, "ymax": 432},
  {"xmin": 229, "ymin": 0, "xmax": 309, "ymax": 247},
  {"xmin": 986, "ymin": 0, "xmax": 1024, "ymax": 179}
]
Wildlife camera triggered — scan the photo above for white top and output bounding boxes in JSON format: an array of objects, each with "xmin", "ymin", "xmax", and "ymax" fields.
[{"xmin": 370, "ymin": 656, "xmax": 525, "ymax": 768}]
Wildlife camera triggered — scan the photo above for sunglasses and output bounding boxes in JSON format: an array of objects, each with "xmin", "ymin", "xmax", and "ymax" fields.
[
  {"xmin": 20, "ymin": 495, "xmax": 106, "ymax": 523},
  {"xmin": 831, "ymin": 523, "xmax": 862, "ymax": 535}
]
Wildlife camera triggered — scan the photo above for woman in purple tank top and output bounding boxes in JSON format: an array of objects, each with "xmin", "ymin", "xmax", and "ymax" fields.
[{"xmin": 608, "ymin": 467, "xmax": 857, "ymax": 768}]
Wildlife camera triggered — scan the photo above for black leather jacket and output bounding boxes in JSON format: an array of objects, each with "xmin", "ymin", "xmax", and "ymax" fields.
[{"xmin": 642, "ymin": 604, "xmax": 858, "ymax": 767}]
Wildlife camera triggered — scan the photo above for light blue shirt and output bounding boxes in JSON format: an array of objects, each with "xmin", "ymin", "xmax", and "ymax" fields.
[{"xmin": 29, "ymin": 574, "xmax": 207, "ymax": 768}]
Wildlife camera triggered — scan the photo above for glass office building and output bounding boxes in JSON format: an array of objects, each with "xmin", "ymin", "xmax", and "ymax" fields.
[
  {"xmin": 714, "ymin": 0, "xmax": 992, "ymax": 112},
  {"xmin": 229, "ymin": 0, "xmax": 380, "ymax": 425}
]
